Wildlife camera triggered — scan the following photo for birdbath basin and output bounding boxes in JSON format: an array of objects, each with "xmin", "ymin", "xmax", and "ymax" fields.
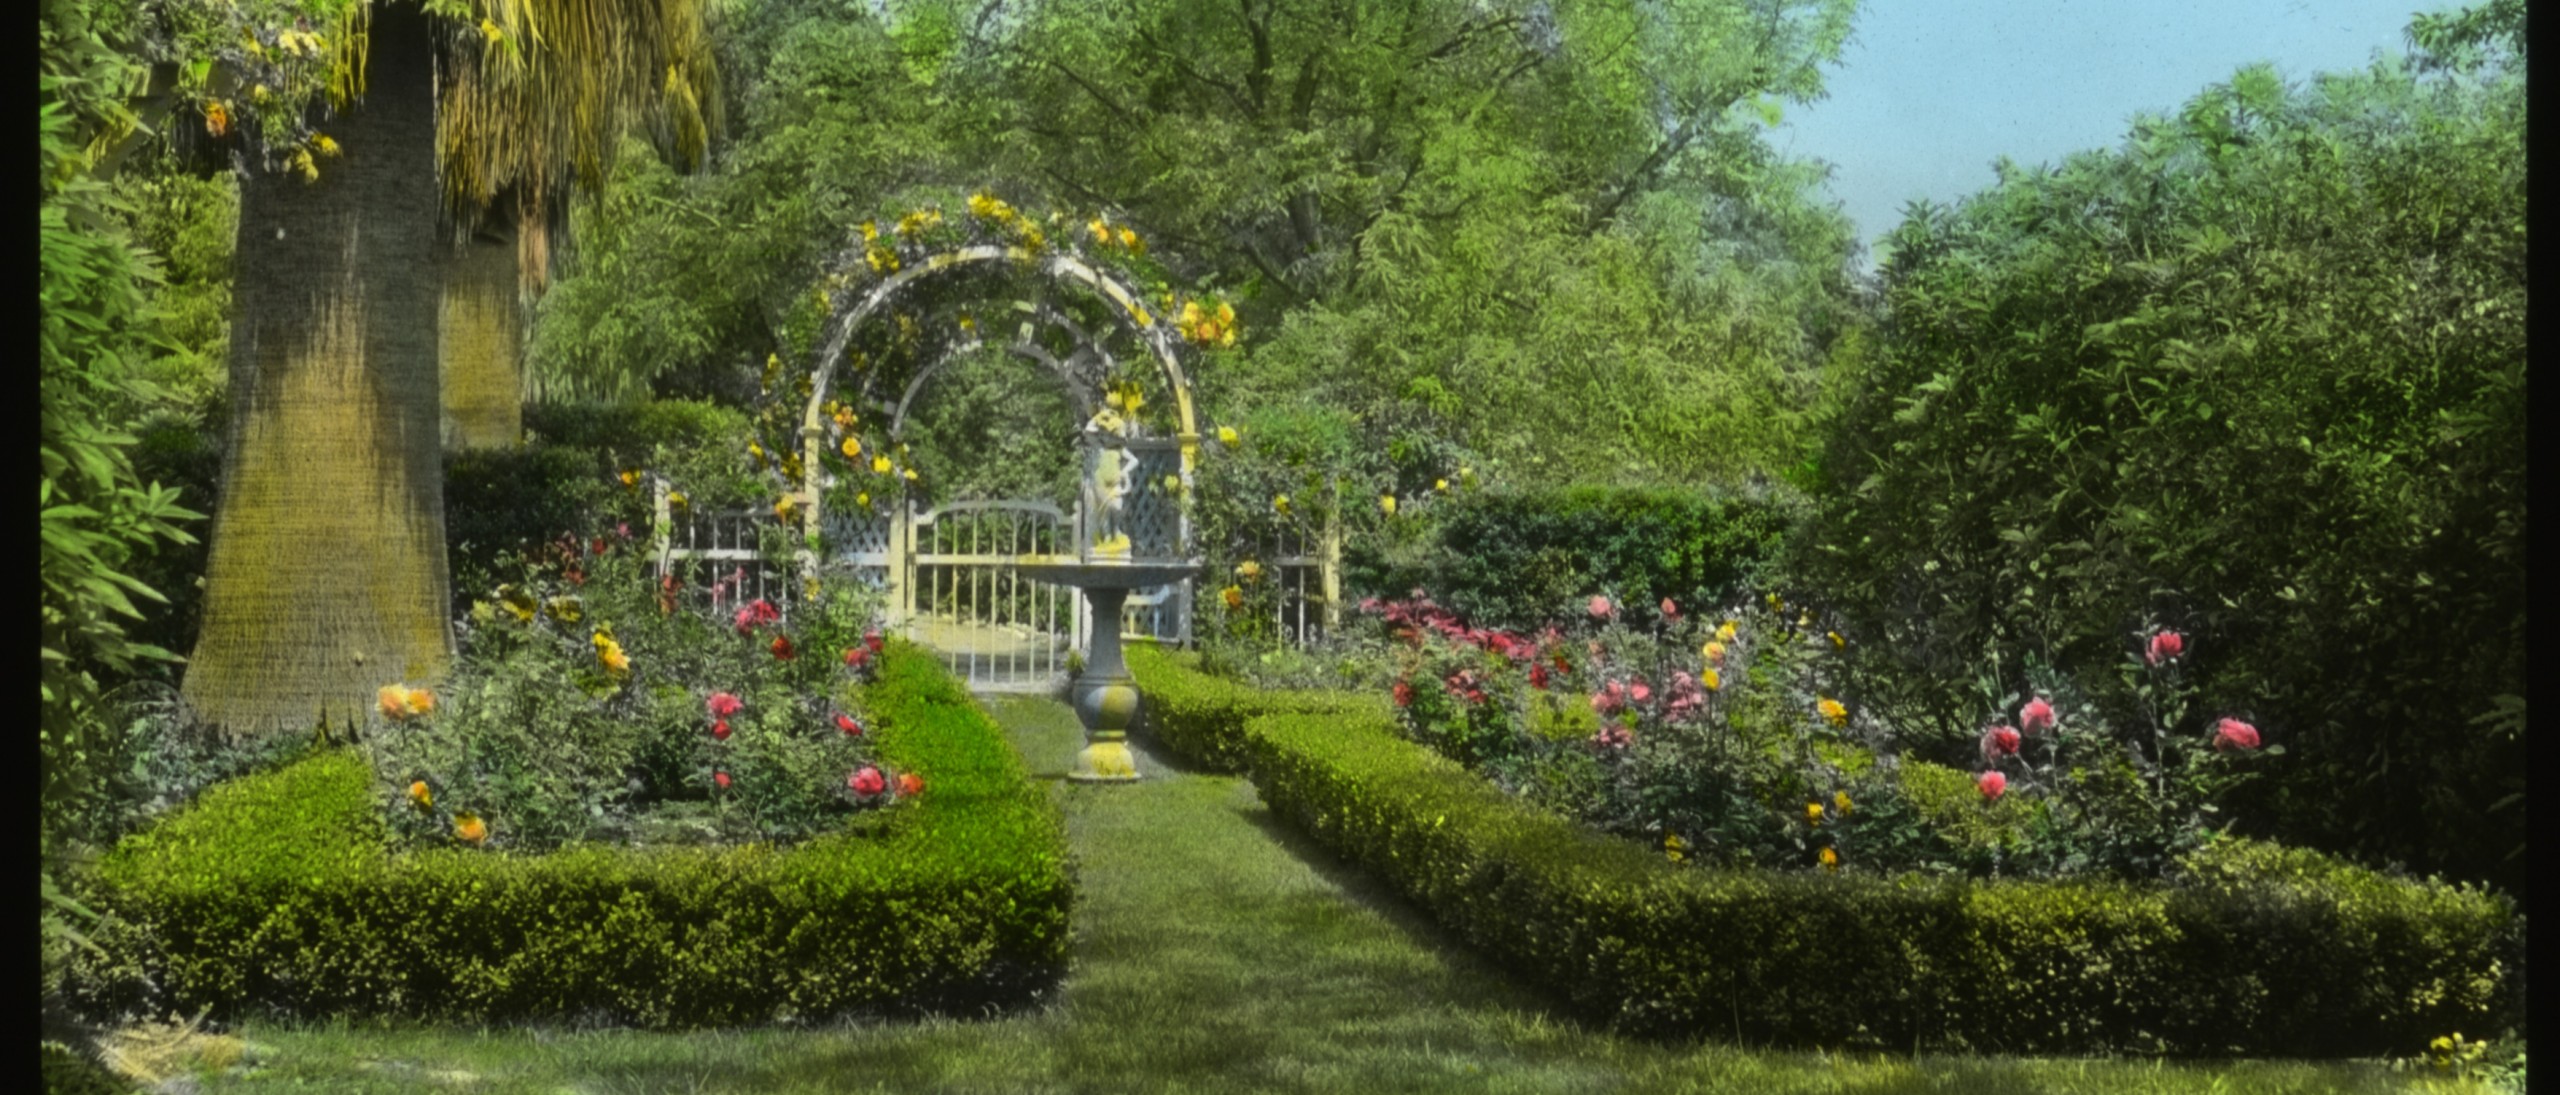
[{"xmin": 1013, "ymin": 559, "xmax": 1199, "ymax": 782}]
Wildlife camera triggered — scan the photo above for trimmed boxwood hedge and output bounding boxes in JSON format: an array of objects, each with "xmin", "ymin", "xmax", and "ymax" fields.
[
  {"xmin": 1239, "ymin": 704, "xmax": 2522, "ymax": 1055},
  {"xmin": 1127, "ymin": 642, "xmax": 1387, "ymax": 773},
  {"xmin": 1128, "ymin": 646, "xmax": 2523, "ymax": 1055},
  {"xmin": 66, "ymin": 643, "xmax": 1070, "ymax": 1029}
]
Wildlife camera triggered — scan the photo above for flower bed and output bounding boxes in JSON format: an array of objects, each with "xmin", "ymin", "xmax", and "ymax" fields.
[
  {"xmin": 64, "ymin": 643, "xmax": 1070, "ymax": 1029},
  {"xmin": 1127, "ymin": 647, "xmax": 2522, "ymax": 1055},
  {"xmin": 1243, "ymin": 702, "xmax": 2520, "ymax": 1055}
]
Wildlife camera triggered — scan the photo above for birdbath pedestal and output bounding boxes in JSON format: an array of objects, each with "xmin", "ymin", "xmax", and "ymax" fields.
[{"xmin": 1012, "ymin": 559, "xmax": 1198, "ymax": 782}]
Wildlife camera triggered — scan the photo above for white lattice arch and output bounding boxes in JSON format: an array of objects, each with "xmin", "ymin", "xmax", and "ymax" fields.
[{"xmin": 787, "ymin": 244, "xmax": 1203, "ymax": 570}]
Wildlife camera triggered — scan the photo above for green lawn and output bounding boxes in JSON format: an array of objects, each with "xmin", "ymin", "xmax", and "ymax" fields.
[{"xmin": 127, "ymin": 694, "xmax": 2493, "ymax": 1094}]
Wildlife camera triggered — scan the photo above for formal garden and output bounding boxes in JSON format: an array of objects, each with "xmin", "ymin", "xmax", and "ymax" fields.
[{"xmin": 41, "ymin": 0, "xmax": 2525, "ymax": 1091}]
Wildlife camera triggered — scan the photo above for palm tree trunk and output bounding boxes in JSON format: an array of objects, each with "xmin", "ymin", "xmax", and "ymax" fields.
[
  {"xmin": 184, "ymin": 1, "xmax": 452, "ymax": 738},
  {"xmin": 439, "ymin": 218, "xmax": 525, "ymax": 451}
]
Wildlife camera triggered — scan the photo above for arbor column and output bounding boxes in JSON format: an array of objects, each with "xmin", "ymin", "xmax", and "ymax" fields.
[{"xmin": 184, "ymin": 1, "xmax": 452, "ymax": 737}]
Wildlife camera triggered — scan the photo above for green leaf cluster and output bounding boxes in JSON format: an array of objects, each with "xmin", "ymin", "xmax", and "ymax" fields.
[
  {"xmin": 1800, "ymin": 34, "xmax": 2526, "ymax": 897},
  {"xmin": 43, "ymin": 0, "xmax": 210, "ymax": 851}
]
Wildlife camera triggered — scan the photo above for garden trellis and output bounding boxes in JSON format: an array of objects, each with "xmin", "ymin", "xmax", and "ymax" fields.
[{"xmin": 671, "ymin": 196, "xmax": 1242, "ymax": 689}]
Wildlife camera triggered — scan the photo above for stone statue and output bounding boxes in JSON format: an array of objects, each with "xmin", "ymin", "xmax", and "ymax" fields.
[{"xmin": 1081, "ymin": 406, "xmax": 1140, "ymax": 559}]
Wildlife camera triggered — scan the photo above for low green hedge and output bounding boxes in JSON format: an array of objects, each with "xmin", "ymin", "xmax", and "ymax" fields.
[
  {"xmin": 1238, "ymin": 701, "xmax": 2522, "ymax": 1055},
  {"xmin": 68, "ymin": 643, "xmax": 1069, "ymax": 1028},
  {"xmin": 1127, "ymin": 642, "xmax": 1385, "ymax": 773}
]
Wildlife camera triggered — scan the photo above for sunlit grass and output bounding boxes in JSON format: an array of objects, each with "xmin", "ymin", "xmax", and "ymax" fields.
[{"xmin": 155, "ymin": 695, "xmax": 2492, "ymax": 1094}]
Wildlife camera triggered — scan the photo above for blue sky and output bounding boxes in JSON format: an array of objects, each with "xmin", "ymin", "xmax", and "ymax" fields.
[{"xmin": 1772, "ymin": 0, "xmax": 2440, "ymax": 269}]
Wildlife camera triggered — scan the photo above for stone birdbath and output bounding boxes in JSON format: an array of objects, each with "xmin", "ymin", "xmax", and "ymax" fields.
[
  {"xmin": 1011, "ymin": 558, "xmax": 1197, "ymax": 782},
  {"xmin": 1010, "ymin": 422, "xmax": 1195, "ymax": 781}
]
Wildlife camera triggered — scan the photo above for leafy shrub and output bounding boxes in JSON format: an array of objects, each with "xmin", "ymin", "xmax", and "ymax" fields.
[
  {"xmin": 371, "ymin": 504, "xmax": 898, "ymax": 852},
  {"xmin": 1239, "ymin": 701, "xmax": 2523, "ymax": 1055},
  {"xmin": 1358, "ymin": 588, "xmax": 2285, "ymax": 884},
  {"xmin": 1354, "ymin": 484, "xmax": 1800, "ymax": 634},
  {"xmin": 1798, "ymin": 44, "xmax": 2525, "ymax": 899},
  {"xmin": 66, "ymin": 643, "xmax": 1070, "ymax": 1029},
  {"xmin": 1125, "ymin": 643, "xmax": 1382, "ymax": 774}
]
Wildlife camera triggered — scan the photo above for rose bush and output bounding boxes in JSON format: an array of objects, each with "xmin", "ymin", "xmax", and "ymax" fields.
[
  {"xmin": 1366, "ymin": 588, "xmax": 2285, "ymax": 882},
  {"xmin": 361, "ymin": 474, "xmax": 924, "ymax": 851}
]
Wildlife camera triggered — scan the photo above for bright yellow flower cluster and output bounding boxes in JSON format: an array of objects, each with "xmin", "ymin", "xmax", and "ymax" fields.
[
  {"xmin": 896, "ymin": 207, "xmax": 943, "ymax": 236},
  {"xmin": 1086, "ymin": 215, "xmax": 1145, "ymax": 255},
  {"xmin": 1175, "ymin": 298, "xmax": 1240, "ymax": 348},
  {"xmin": 594, "ymin": 627, "xmax": 631, "ymax": 678},
  {"xmin": 1104, "ymin": 379, "xmax": 1147, "ymax": 417}
]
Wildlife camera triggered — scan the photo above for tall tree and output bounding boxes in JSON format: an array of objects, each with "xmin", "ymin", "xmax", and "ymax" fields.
[{"xmin": 173, "ymin": 0, "xmax": 718, "ymax": 737}]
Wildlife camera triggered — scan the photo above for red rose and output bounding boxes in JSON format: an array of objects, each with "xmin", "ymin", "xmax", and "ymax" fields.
[
  {"xmin": 836, "ymin": 713, "xmax": 863, "ymax": 736},
  {"xmin": 1977, "ymin": 770, "xmax": 2008, "ymax": 800},
  {"xmin": 864, "ymin": 629, "xmax": 885, "ymax": 655},
  {"xmin": 1981, "ymin": 725, "xmax": 2021, "ymax": 765},
  {"xmin": 1392, "ymin": 680, "xmax": 1414, "ymax": 708},
  {"xmin": 714, "ymin": 771, "xmax": 731, "ymax": 790},
  {"xmin": 712, "ymin": 719, "xmax": 731, "ymax": 741},
  {"xmin": 849, "ymin": 766, "xmax": 886, "ymax": 796},
  {"xmin": 771, "ymin": 634, "xmax": 796, "ymax": 660},
  {"xmin": 1530, "ymin": 663, "xmax": 1549, "ymax": 690}
]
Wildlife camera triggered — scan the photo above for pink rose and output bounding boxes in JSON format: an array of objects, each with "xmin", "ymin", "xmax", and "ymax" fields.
[
  {"xmin": 2019, "ymin": 696, "xmax": 2056, "ymax": 735},
  {"xmin": 707, "ymin": 692, "xmax": 743, "ymax": 718},
  {"xmin": 1628, "ymin": 678, "xmax": 1652, "ymax": 705},
  {"xmin": 2213, "ymin": 717, "xmax": 2261, "ymax": 751},
  {"xmin": 2146, "ymin": 630, "xmax": 2186, "ymax": 666},
  {"xmin": 1977, "ymin": 770, "xmax": 2008, "ymax": 800},
  {"xmin": 1589, "ymin": 595, "xmax": 1613, "ymax": 619},
  {"xmin": 849, "ymin": 766, "xmax": 887, "ymax": 796},
  {"xmin": 1660, "ymin": 598, "xmax": 1678, "ymax": 619}
]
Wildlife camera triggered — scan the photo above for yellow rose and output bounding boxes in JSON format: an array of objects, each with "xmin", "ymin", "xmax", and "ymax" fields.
[
  {"xmin": 1818, "ymin": 697, "xmax": 1848, "ymax": 727},
  {"xmin": 873, "ymin": 455, "xmax": 893, "ymax": 474},
  {"xmin": 842, "ymin": 436, "xmax": 862, "ymax": 459},
  {"xmin": 1805, "ymin": 802, "xmax": 1824, "ymax": 825},
  {"xmin": 1217, "ymin": 425, "xmax": 1240, "ymax": 449},
  {"xmin": 1380, "ymin": 494, "xmax": 1397, "ymax": 516},
  {"xmin": 453, "ymin": 812, "xmax": 488, "ymax": 846}
]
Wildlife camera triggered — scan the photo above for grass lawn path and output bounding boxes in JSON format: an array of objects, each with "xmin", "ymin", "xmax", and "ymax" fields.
[{"xmin": 149, "ymin": 695, "xmax": 2483, "ymax": 1094}]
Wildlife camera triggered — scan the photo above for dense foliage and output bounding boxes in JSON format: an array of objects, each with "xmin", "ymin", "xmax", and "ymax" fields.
[
  {"xmin": 1800, "ymin": 29, "xmax": 2527, "ymax": 896},
  {"xmin": 42, "ymin": 0, "xmax": 208, "ymax": 851},
  {"xmin": 530, "ymin": 0, "xmax": 1871, "ymax": 491}
]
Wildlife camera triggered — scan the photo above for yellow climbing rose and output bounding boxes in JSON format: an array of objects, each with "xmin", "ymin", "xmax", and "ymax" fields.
[{"xmin": 842, "ymin": 436, "xmax": 862, "ymax": 459}]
